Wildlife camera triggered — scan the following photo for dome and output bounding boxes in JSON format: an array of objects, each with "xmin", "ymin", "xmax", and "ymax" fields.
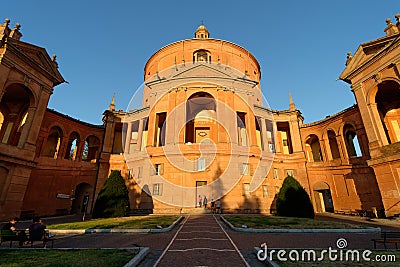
[{"xmin": 195, "ymin": 24, "xmax": 209, "ymax": 39}]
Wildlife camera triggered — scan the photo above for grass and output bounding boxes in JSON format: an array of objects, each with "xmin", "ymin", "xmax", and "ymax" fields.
[
  {"xmin": 0, "ymin": 249, "xmax": 138, "ymax": 267},
  {"xmin": 273, "ymin": 249, "xmax": 400, "ymax": 266},
  {"xmin": 223, "ymin": 215, "xmax": 371, "ymax": 229},
  {"xmin": 48, "ymin": 215, "xmax": 180, "ymax": 230}
]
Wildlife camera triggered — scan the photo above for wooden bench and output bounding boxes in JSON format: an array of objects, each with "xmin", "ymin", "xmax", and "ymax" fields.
[
  {"xmin": 0, "ymin": 230, "xmax": 19, "ymax": 247},
  {"xmin": 372, "ymin": 231, "xmax": 400, "ymax": 249}
]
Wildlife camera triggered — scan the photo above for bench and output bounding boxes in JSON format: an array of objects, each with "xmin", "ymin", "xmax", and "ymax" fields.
[
  {"xmin": 27, "ymin": 229, "xmax": 55, "ymax": 248},
  {"xmin": 0, "ymin": 230, "xmax": 19, "ymax": 247},
  {"xmin": 372, "ymin": 232, "xmax": 400, "ymax": 249}
]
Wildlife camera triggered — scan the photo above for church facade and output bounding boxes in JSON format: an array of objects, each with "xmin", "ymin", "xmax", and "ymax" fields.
[{"xmin": 1, "ymin": 14, "xmax": 400, "ymax": 220}]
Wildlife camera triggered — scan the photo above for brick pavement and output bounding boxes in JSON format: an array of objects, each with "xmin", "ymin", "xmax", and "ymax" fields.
[{"xmin": 154, "ymin": 214, "xmax": 249, "ymax": 267}]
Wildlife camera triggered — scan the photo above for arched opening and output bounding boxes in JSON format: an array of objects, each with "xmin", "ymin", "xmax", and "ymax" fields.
[
  {"xmin": 42, "ymin": 126, "xmax": 63, "ymax": 159},
  {"xmin": 313, "ymin": 182, "xmax": 334, "ymax": 213},
  {"xmin": 193, "ymin": 49, "xmax": 211, "ymax": 63},
  {"xmin": 343, "ymin": 124, "xmax": 362, "ymax": 157},
  {"xmin": 0, "ymin": 112, "xmax": 3, "ymax": 132},
  {"xmin": 71, "ymin": 183, "xmax": 92, "ymax": 214},
  {"xmin": 375, "ymin": 80, "xmax": 400, "ymax": 144},
  {"xmin": 65, "ymin": 132, "xmax": 80, "ymax": 160},
  {"xmin": 305, "ymin": 134, "xmax": 323, "ymax": 162},
  {"xmin": 328, "ymin": 130, "xmax": 340, "ymax": 159},
  {"xmin": 185, "ymin": 92, "xmax": 216, "ymax": 143},
  {"xmin": 0, "ymin": 83, "xmax": 33, "ymax": 146},
  {"xmin": 0, "ymin": 166, "xmax": 9, "ymax": 200},
  {"xmin": 82, "ymin": 135, "xmax": 100, "ymax": 162}
]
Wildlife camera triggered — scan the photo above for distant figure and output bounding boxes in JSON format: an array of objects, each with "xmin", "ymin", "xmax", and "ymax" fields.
[
  {"xmin": 198, "ymin": 195, "xmax": 202, "ymax": 207},
  {"xmin": 210, "ymin": 199, "xmax": 215, "ymax": 213},
  {"xmin": 216, "ymin": 199, "xmax": 221, "ymax": 214},
  {"xmin": 203, "ymin": 196, "xmax": 208, "ymax": 208}
]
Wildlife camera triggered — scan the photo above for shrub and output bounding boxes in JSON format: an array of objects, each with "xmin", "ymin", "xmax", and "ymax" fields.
[
  {"xmin": 92, "ymin": 170, "xmax": 130, "ymax": 218},
  {"xmin": 276, "ymin": 176, "xmax": 314, "ymax": 218}
]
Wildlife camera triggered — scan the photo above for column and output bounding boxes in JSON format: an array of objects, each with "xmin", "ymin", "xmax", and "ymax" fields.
[{"xmin": 124, "ymin": 121, "xmax": 132, "ymax": 154}]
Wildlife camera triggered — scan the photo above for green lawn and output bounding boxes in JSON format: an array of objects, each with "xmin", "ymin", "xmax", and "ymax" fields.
[
  {"xmin": 0, "ymin": 249, "xmax": 138, "ymax": 267},
  {"xmin": 48, "ymin": 215, "xmax": 180, "ymax": 230},
  {"xmin": 223, "ymin": 215, "xmax": 371, "ymax": 229}
]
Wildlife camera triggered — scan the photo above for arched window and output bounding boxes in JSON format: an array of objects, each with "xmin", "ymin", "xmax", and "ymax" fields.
[
  {"xmin": 193, "ymin": 49, "xmax": 211, "ymax": 63},
  {"xmin": 42, "ymin": 126, "xmax": 63, "ymax": 159},
  {"xmin": 305, "ymin": 134, "xmax": 323, "ymax": 162},
  {"xmin": 375, "ymin": 80, "xmax": 400, "ymax": 144},
  {"xmin": 185, "ymin": 92, "xmax": 216, "ymax": 143},
  {"xmin": 328, "ymin": 130, "xmax": 340, "ymax": 159},
  {"xmin": 344, "ymin": 124, "xmax": 362, "ymax": 157},
  {"xmin": 0, "ymin": 84, "xmax": 32, "ymax": 146},
  {"xmin": 82, "ymin": 135, "xmax": 100, "ymax": 162},
  {"xmin": 65, "ymin": 132, "xmax": 80, "ymax": 160}
]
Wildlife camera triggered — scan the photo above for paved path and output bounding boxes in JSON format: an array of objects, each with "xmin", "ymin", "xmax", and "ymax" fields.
[{"xmin": 154, "ymin": 214, "xmax": 250, "ymax": 267}]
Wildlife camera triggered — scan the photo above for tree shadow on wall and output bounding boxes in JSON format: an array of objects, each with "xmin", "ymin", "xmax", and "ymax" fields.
[
  {"xmin": 138, "ymin": 184, "xmax": 153, "ymax": 215},
  {"xmin": 239, "ymin": 195, "xmax": 261, "ymax": 214},
  {"xmin": 270, "ymin": 194, "xmax": 278, "ymax": 215}
]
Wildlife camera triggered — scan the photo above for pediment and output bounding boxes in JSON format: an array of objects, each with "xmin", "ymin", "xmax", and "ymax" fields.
[
  {"xmin": 340, "ymin": 34, "xmax": 400, "ymax": 82},
  {"xmin": 5, "ymin": 39, "xmax": 64, "ymax": 85},
  {"xmin": 171, "ymin": 63, "xmax": 236, "ymax": 80}
]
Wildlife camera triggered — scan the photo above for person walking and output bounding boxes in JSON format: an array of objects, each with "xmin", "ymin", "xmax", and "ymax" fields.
[
  {"xmin": 203, "ymin": 196, "xmax": 208, "ymax": 209},
  {"xmin": 198, "ymin": 195, "xmax": 202, "ymax": 207},
  {"xmin": 216, "ymin": 199, "xmax": 221, "ymax": 214}
]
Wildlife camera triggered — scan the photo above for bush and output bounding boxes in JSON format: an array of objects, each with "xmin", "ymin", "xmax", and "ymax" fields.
[
  {"xmin": 276, "ymin": 176, "xmax": 314, "ymax": 218},
  {"xmin": 92, "ymin": 170, "xmax": 130, "ymax": 218}
]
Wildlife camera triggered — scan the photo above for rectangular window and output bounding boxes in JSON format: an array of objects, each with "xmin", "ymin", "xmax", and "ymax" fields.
[
  {"xmin": 153, "ymin": 183, "xmax": 163, "ymax": 196},
  {"xmin": 265, "ymin": 119, "xmax": 275, "ymax": 152},
  {"xmin": 154, "ymin": 112, "xmax": 167, "ymax": 147},
  {"xmin": 237, "ymin": 112, "xmax": 247, "ymax": 146},
  {"xmin": 198, "ymin": 157, "xmax": 205, "ymax": 171},
  {"xmin": 243, "ymin": 183, "xmax": 250, "ymax": 196},
  {"xmin": 242, "ymin": 163, "xmax": 249, "ymax": 175},
  {"xmin": 273, "ymin": 168, "xmax": 279, "ymax": 179},
  {"xmin": 138, "ymin": 167, "xmax": 142, "ymax": 178},
  {"xmin": 263, "ymin": 185, "xmax": 268, "ymax": 198},
  {"xmin": 286, "ymin": 169, "xmax": 294, "ymax": 177},
  {"xmin": 131, "ymin": 120, "xmax": 139, "ymax": 144},
  {"xmin": 155, "ymin": 163, "xmax": 164, "ymax": 175},
  {"xmin": 127, "ymin": 169, "xmax": 133, "ymax": 180}
]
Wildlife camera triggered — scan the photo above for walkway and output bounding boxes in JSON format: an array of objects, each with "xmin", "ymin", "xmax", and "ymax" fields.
[{"xmin": 154, "ymin": 214, "xmax": 249, "ymax": 267}]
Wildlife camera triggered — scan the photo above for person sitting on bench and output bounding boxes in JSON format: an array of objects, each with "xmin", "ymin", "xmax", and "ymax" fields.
[
  {"xmin": 28, "ymin": 217, "xmax": 47, "ymax": 246},
  {"xmin": 2, "ymin": 217, "xmax": 26, "ymax": 247}
]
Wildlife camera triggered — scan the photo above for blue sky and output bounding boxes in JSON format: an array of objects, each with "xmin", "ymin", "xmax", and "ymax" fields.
[{"xmin": 2, "ymin": 1, "xmax": 400, "ymax": 124}]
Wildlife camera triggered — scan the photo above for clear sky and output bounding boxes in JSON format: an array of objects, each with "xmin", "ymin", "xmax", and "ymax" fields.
[{"xmin": 2, "ymin": 1, "xmax": 400, "ymax": 124}]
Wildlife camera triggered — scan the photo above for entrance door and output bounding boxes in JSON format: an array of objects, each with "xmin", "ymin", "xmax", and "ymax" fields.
[
  {"xmin": 196, "ymin": 181, "xmax": 207, "ymax": 207},
  {"xmin": 313, "ymin": 182, "xmax": 334, "ymax": 213}
]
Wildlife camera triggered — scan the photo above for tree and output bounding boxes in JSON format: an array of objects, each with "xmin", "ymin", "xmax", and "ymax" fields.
[
  {"xmin": 276, "ymin": 176, "xmax": 314, "ymax": 218},
  {"xmin": 92, "ymin": 170, "xmax": 130, "ymax": 218}
]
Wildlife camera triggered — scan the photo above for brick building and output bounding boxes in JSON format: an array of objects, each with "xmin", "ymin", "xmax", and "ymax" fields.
[{"xmin": 1, "ymin": 14, "xmax": 400, "ymax": 220}]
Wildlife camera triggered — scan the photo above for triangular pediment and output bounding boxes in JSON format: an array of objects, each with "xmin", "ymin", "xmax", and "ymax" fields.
[
  {"xmin": 5, "ymin": 38, "xmax": 64, "ymax": 85},
  {"xmin": 171, "ymin": 63, "xmax": 235, "ymax": 79},
  {"xmin": 340, "ymin": 34, "xmax": 400, "ymax": 82}
]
